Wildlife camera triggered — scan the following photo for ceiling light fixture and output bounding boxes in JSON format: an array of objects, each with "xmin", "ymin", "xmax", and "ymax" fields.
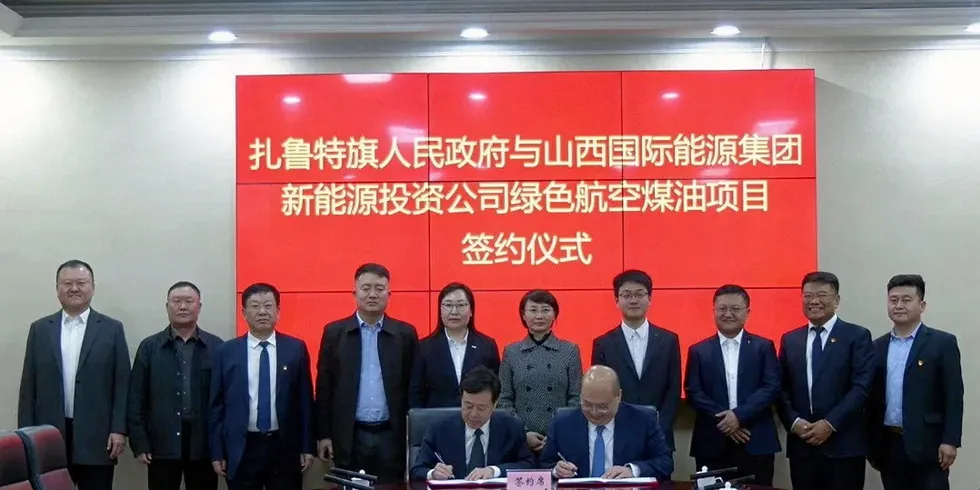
[
  {"xmin": 966, "ymin": 22, "xmax": 980, "ymax": 34},
  {"xmin": 661, "ymin": 92, "xmax": 679, "ymax": 100},
  {"xmin": 468, "ymin": 92, "xmax": 487, "ymax": 101},
  {"xmin": 283, "ymin": 95, "xmax": 301, "ymax": 105},
  {"xmin": 711, "ymin": 25, "xmax": 741, "ymax": 37},
  {"xmin": 208, "ymin": 30, "xmax": 238, "ymax": 43},
  {"xmin": 460, "ymin": 27, "xmax": 489, "ymax": 40}
]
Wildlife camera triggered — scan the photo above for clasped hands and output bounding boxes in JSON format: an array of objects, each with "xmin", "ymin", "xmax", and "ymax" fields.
[
  {"xmin": 792, "ymin": 418, "xmax": 834, "ymax": 446},
  {"xmin": 430, "ymin": 463, "xmax": 496, "ymax": 481},
  {"xmin": 715, "ymin": 410, "xmax": 751, "ymax": 444},
  {"xmin": 554, "ymin": 461, "xmax": 634, "ymax": 479}
]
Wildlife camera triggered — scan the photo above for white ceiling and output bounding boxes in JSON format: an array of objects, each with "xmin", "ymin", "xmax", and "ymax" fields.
[{"xmin": 1, "ymin": 0, "xmax": 979, "ymax": 60}]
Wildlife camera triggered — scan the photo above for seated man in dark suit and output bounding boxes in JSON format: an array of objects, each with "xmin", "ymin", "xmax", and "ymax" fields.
[
  {"xmin": 540, "ymin": 365, "xmax": 673, "ymax": 481},
  {"xmin": 411, "ymin": 366, "xmax": 534, "ymax": 481},
  {"xmin": 685, "ymin": 285, "xmax": 782, "ymax": 486},
  {"xmin": 867, "ymin": 274, "xmax": 963, "ymax": 490}
]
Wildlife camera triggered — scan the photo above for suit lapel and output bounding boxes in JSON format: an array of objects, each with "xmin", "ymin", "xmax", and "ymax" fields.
[
  {"xmin": 345, "ymin": 316, "xmax": 363, "ymax": 392},
  {"xmin": 276, "ymin": 336, "xmax": 288, "ymax": 411},
  {"xmin": 461, "ymin": 333, "xmax": 479, "ymax": 380},
  {"xmin": 452, "ymin": 417, "xmax": 468, "ymax": 471},
  {"xmin": 486, "ymin": 415, "xmax": 502, "ymax": 464},
  {"xmin": 435, "ymin": 333, "xmax": 458, "ymax": 387},
  {"xmin": 904, "ymin": 325, "xmax": 929, "ymax": 373},
  {"xmin": 813, "ymin": 322, "xmax": 841, "ymax": 384},
  {"xmin": 708, "ymin": 337, "xmax": 727, "ymax": 396},
  {"xmin": 612, "ymin": 410, "xmax": 627, "ymax": 464},
  {"xmin": 77, "ymin": 310, "xmax": 100, "ymax": 369},
  {"xmin": 639, "ymin": 328, "xmax": 658, "ymax": 379},
  {"xmin": 47, "ymin": 314, "xmax": 64, "ymax": 375},
  {"xmin": 736, "ymin": 333, "xmax": 753, "ymax": 403},
  {"xmin": 792, "ymin": 328, "xmax": 811, "ymax": 407},
  {"xmin": 611, "ymin": 328, "xmax": 638, "ymax": 380},
  {"xmin": 377, "ymin": 321, "xmax": 396, "ymax": 403}
]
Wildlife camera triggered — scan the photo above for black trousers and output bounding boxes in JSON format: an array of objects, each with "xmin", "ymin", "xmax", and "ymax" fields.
[
  {"xmin": 695, "ymin": 439, "xmax": 775, "ymax": 486},
  {"xmin": 64, "ymin": 418, "xmax": 114, "ymax": 490},
  {"xmin": 789, "ymin": 454, "xmax": 866, "ymax": 490},
  {"xmin": 350, "ymin": 422, "xmax": 403, "ymax": 484},
  {"xmin": 880, "ymin": 430, "xmax": 950, "ymax": 490},
  {"xmin": 147, "ymin": 422, "xmax": 218, "ymax": 490},
  {"xmin": 228, "ymin": 432, "xmax": 302, "ymax": 490}
]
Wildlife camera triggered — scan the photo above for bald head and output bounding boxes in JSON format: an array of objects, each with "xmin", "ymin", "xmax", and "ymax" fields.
[{"xmin": 580, "ymin": 365, "xmax": 622, "ymax": 425}]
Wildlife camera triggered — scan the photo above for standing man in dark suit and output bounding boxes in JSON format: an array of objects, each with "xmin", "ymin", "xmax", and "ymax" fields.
[
  {"xmin": 591, "ymin": 269, "xmax": 681, "ymax": 451},
  {"xmin": 209, "ymin": 282, "xmax": 315, "ymax": 490},
  {"xmin": 315, "ymin": 263, "xmax": 419, "ymax": 483},
  {"xmin": 18, "ymin": 259, "xmax": 130, "ymax": 490},
  {"xmin": 540, "ymin": 365, "xmax": 673, "ymax": 481},
  {"xmin": 778, "ymin": 271, "xmax": 875, "ymax": 490},
  {"xmin": 685, "ymin": 284, "xmax": 781, "ymax": 485},
  {"xmin": 867, "ymin": 274, "xmax": 963, "ymax": 490},
  {"xmin": 410, "ymin": 366, "xmax": 534, "ymax": 480},
  {"xmin": 128, "ymin": 281, "xmax": 223, "ymax": 490}
]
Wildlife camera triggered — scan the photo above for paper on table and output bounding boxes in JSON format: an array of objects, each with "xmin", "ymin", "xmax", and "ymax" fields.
[
  {"xmin": 427, "ymin": 478, "xmax": 509, "ymax": 485},
  {"xmin": 559, "ymin": 477, "xmax": 658, "ymax": 484}
]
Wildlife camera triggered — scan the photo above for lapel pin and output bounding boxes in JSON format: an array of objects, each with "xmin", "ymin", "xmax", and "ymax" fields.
[
  {"xmin": 830, "ymin": 338, "xmax": 837, "ymax": 343},
  {"xmin": 283, "ymin": 366, "xmax": 288, "ymax": 371},
  {"xmin": 918, "ymin": 360, "xmax": 924, "ymax": 366}
]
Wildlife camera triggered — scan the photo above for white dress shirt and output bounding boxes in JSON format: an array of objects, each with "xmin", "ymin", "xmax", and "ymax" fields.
[
  {"xmin": 427, "ymin": 419, "xmax": 500, "ymax": 479},
  {"xmin": 620, "ymin": 321, "xmax": 650, "ymax": 375},
  {"xmin": 61, "ymin": 308, "xmax": 90, "ymax": 418},
  {"xmin": 247, "ymin": 331, "xmax": 279, "ymax": 432},
  {"xmin": 588, "ymin": 420, "xmax": 641, "ymax": 477},
  {"xmin": 718, "ymin": 330, "xmax": 743, "ymax": 410},
  {"xmin": 447, "ymin": 330, "xmax": 469, "ymax": 383},
  {"xmin": 791, "ymin": 315, "xmax": 837, "ymax": 430}
]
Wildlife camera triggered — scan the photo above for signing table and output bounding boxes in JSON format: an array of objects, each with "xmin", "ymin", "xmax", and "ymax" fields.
[{"xmin": 326, "ymin": 481, "xmax": 785, "ymax": 490}]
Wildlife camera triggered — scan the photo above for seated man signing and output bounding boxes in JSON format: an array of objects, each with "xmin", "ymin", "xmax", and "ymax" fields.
[
  {"xmin": 410, "ymin": 366, "xmax": 535, "ymax": 481},
  {"xmin": 540, "ymin": 365, "xmax": 674, "ymax": 481}
]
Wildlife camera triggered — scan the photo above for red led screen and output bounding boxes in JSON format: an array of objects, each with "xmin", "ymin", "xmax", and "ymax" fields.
[{"xmin": 235, "ymin": 70, "xmax": 817, "ymax": 378}]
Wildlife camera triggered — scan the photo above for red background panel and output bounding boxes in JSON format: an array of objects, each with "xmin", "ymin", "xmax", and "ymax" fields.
[
  {"xmin": 236, "ymin": 74, "xmax": 429, "ymax": 184},
  {"xmin": 236, "ymin": 184, "xmax": 430, "ymax": 292},
  {"xmin": 427, "ymin": 72, "xmax": 623, "ymax": 182},
  {"xmin": 623, "ymin": 178, "xmax": 816, "ymax": 288},
  {"xmin": 622, "ymin": 70, "xmax": 815, "ymax": 180},
  {"xmin": 236, "ymin": 292, "xmax": 431, "ymax": 372},
  {"xmin": 428, "ymin": 200, "xmax": 624, "ymax": 291}
]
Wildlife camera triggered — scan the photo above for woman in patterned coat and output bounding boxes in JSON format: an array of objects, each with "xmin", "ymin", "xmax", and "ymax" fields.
[{"xmin": 497, "ymin": 289, "xmax": 583, "ymax": 454}]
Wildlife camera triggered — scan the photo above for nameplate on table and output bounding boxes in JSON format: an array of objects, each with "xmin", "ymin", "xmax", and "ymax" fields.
[
  {"xmin": 507, "ymin": 470, "xmax": 552, "ymax": 490},
  {"xmin": 557, "ymin": 477, "xmax": 658, "ymax": 487}
]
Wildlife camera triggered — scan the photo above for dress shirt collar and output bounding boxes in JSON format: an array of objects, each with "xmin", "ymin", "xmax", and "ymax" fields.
[
  {"xmin": 247, "ymin": 331, "xmax": 277, "ymax": 348},
  {"xmin": 446, "ymin": 329, "xmax": 469, "ymax": 346},
  {"xmin": 808, "ymin": 314, "xmax": 838, "ymax": 334},
  {"xmin": 62, "ymin": 308, "xmax": 90, "ymax": 326},
  {"xmin": 718, "ymin": 329, "xmax": 744, "ymax": 345},
  {"xmin": 620, "ymin": 320, "xmax": 650, "ymax": 340},
  {"xmin": 890, "ymin": 322, "xmax": 922, "ymax": 340},
  {"xmin": 465, "ymin": 419, "xmax": 490, "ymax": 437},
  {"xmin": 356, "ymin": 311, "xmax": 384, "ymax": 330},
  {"xmin": 588, "ymin": 418, "xmax": 615, "ymax": 435}
]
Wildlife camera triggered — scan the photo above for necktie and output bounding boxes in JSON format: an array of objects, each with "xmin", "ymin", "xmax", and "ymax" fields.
[
  {"xmin": 810, "ymin": 326, "xmax": 825, "ymax": 379},
  {"xmin": 468, "ymin": 429, "xmax": 485, "ymax": 473},
  {"xmin": 257, "ymin": 341, "xmax": 272, "ymax": 432},
  {"xmin": 591, "ymin": 425, "xmax": 606, "ymax": 477}
]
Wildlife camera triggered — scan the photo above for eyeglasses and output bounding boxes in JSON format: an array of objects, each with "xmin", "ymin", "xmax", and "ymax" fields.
[
  {"xmin": 245, "ymin": 303, "xmax": 277, "ymax": 312},
  {"xmin": 714, "ymin": 306, "xmax": 745, "ymax": 315},
  {"xmin": 802, "ymin": 293, "xmax": 833, "ymax": 301},
  {"xmin": 618, "ymin": 291, "xmax": 649, "ymax": 301},
  {"xmin": 581, "ymin": 401, "xmax": 612, "ymax": 414},
  {"xmin": 441, "ymin": 303, "xmax": 470, "ymax": 312},
  {"xmin": 524, "ymin": 307, "xmax": 554, "ymax": 316}
]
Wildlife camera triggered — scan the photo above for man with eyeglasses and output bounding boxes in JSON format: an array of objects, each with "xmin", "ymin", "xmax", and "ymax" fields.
[
  {"xmin": 777, "ymin": 271, "xmax": 875, "ymax": 490},
  {"xmin": 591, "ymin": 269, "xmax": 681, "ymax": 451},
  {"xmin": 315, "ymin": 263, "xmax": 419, "ymax": 484},
  {"xmin": 128, "ymin": 281, "xmax": 224, "ymax": 490},
  {"xmin": 539, "ymin": 366, "xmax": 673, "ymax": 481},
  {"xmin": 684, "ymin": 284, "xmax": 781, "ymax": 486}
]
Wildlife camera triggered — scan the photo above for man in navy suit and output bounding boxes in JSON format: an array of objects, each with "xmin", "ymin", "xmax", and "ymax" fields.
[
  {"xmin": 410, "ymin": 366, "xmax": 534, "ymax": 480},
  {"xmin": 209, "ymin": 283, "xmax": 315, "ymax": 490},
  {"xmin": 867, "ymin": 274, "xmax": 963, "ymax": 490},
  {"xmin": 540, "ymin": 365, "xmax": 673, "ymax": 481},
  {"xmin": 778, "ymin": 271, "xmax": 875, "ymax": 490},
  {"xmin": 592, "ymin": 270, "xmax": 681, "ymax": 451},
  {"xmin": 685, "ymin": 285, "xmax": 781, "ymax": 486}
]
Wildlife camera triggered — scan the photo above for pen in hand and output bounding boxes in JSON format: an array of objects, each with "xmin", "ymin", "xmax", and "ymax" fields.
[
  {"xmin": 434, "ymin": 452, "xmax": 455, "ymax": 479},
  {"xmin": 556, "ymin": 452, "xmax": 578, "ymax": 477}
]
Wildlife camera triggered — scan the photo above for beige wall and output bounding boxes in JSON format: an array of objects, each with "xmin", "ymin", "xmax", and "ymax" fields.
[{"xmin": 1, "ymin": 43, "xmax": 977, "ymax": 490}]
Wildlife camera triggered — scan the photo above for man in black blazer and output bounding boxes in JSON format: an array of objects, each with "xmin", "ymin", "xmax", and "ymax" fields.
[
  {"xmin": 867, "ymin": 274, "xmax": 963, "ymax": 490},
  {"xmin": 410, "ymin": 366, "xmax": 534, "ymax": 480},
  {"xmin": 592, "ymin": 269, "xmax": 681, "ymax": 451},
  {"xmin": 18, "ymin": 260, "xmax": 131, "ymax": 490},
  {"xmin": 315, "ymin": 263, "xmax": 419, "ymax": 484},
  {"xmin": 778, "ymin": 271, "xmax": 875, "ymax": 490},
  {"xmin": 685, "ymin": 285, "xmax": 781, "ymax": 486}
]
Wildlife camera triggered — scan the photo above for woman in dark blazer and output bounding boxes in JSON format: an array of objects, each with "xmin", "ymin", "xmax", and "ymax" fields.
[
  {"xmin": 409, "ymin": 282, "xmax": 500, "ymax": 408},
  {"xmin": 497, "ymin": 290, "xmax": 582, "ymax": 454}
]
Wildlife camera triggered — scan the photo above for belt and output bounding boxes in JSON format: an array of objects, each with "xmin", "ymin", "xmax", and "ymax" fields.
[
  {"xmin": 885, "ymin": 426, "xmax": 904, "ymax": 434},
  {"xmin": 355, "ymin": 420, "xmax": 391, "ymax": 430}
]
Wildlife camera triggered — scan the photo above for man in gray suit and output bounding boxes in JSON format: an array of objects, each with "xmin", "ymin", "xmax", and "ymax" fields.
[{"xmin": 18, "ymin": 259, "xmax": 131, "ymax": 490}]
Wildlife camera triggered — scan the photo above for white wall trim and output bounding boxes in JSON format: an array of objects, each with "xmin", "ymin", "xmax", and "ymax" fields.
[{"xmin": 0, "ymin": 1, "xmax": 23, "ymax": 38}]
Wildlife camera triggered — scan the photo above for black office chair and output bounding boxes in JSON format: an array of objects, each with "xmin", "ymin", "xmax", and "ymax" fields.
[{"xmin": 555, "ymin": 404, "xmax": 660, "ymax": 424}]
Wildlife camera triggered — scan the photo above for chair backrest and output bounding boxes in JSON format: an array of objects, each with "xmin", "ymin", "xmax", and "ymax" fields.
[
  {"xmin": 15, "ymin": 426, "xmax": 72, "ymax": 490},
  {"xmin": 405, "ymin": 407, "xmax": 522, "ymax": 477},
  {"xmin": 555, "ymin": 404, "xmax": 660, "ymax": 424},
  {"xmin": 0, "ymin": 431, "xmax": 33, "ymax": 490}
]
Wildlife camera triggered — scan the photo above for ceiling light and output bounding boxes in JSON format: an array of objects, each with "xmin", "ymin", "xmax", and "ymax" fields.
[
  {"xmin": 661, "ymin": 92, "xmax": 679, "ymax": 100},
  {"xmin": 711, "ymin": 25, "xmax": 741, "ymax": 37},
  {"xmin": 468, "ymin": 92, "xmax": 487, "ymax": 101},
  {"xmin": 966, "ymin": 22, "xmax": 980, "ymax": 34},
  {"xmin": 343, "ymin": 74, "xmax": 393, "ymax": 84},
  {"xmin": 208, "ymin": 30, "xmax": 237, "ymax": 43},
  {"xmin": 460, "ymin": 27, "xmax": 489, "ymax": 40},
  {"xmin": 282, "ymin": 95, "xmax": 301, "ymax": 105}
]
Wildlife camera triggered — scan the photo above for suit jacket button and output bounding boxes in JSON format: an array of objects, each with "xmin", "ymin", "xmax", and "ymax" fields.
[
  {"xmin": 526, "ymin": 364, "xmax": 533, "ymax": 370},
  {"xmin": 547, "ymin": 387, "xmax": 553, "ymax": 391},
  {"xmin": 546, "ymin": 407, "xmax": 552, "ymax": 412},
  {"xmin": 526, "ymin": 386, "xmax": 532, "ymax": 392}
]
